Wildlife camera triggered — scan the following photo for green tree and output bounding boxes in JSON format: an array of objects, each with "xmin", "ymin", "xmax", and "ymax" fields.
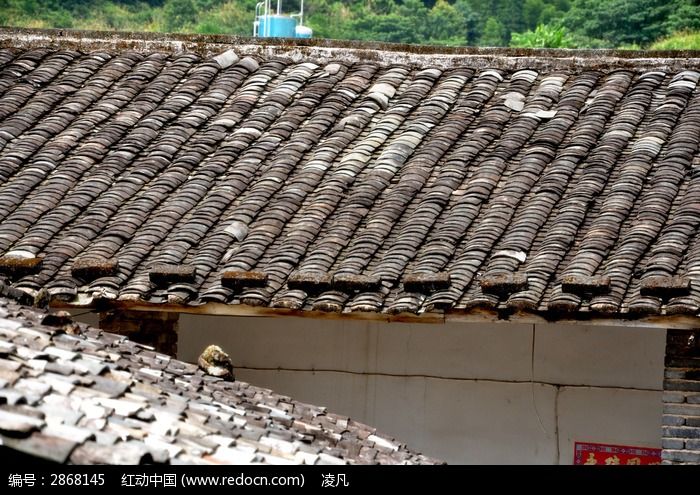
[
  {"xmin": 0, "ymin": 0, "xmax": 8, "ymax": 25},
  {"xmin": 497, "ymin": 0, "xmax": 525, "ymax": 41},
  {"xmin": 196, "ymin": 1, "xmax": 250, "ymax": 34},
  {"xmin": 366, "ymin": 0, "xmax": 395, "ymax": 15},
  {"xmin": 510, "ymin": 23, "xmax": 575, "ymax": 47},
  {"xmin": 396, "ymin": 0, "xmax": 430, "ymax": 41},
  {"xmin": 666, "ymin": 1, "xmax": 700, "ymax": 34},
  {"xmin": 538, "ymin": 4, "xmax": 561, "ymax": 24},
  {"xmin": 454, "ymin": 0, "xmax": 482, "ymax": 45},
  {"xmin": 563, "ymin": 0, "xmax": 677, "ymax": 46},
  {"xmin": 348, "ymin": 0, "xmax": 430, "ymax": 44},
  {"xmin": 308, "ymin": 1, "xmax": 353, "ymax": 39},
  {"xmin": 426, "ymin": 0, "xmax": 467, "ymax": 44},
  {"xmin": 352, "ymin": 12, "xmax": 423, "ymax": 43},
  {"xmin": 163, "ymin": 0, "xmax": 197, "ymax": 32},
  {"xmin": 480, "ymin": 16, "xmax": 506, "ymax": 45},
  {"xmin": 523, "ymin": 0, "xmax": 546, "ymax": 28}
]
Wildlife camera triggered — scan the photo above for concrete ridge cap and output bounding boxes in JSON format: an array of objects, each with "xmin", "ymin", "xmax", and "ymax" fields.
[{"xmin": 1, "ymin": 26, "xmax": 700, "ymax": 70}]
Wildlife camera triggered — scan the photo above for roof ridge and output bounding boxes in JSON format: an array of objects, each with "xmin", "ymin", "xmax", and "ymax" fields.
[{"xmin": 1, "ymin": 27, "xmax": 700, "ymax": 71}]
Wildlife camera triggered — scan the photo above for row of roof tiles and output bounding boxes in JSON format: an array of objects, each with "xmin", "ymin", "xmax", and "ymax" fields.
[
  {"xmin": 0, "ymin": 292, "xmax": 438, "ymax": 464},
  {"xmin": 0, "ymin": 38, "xmax": 699, "ymax": 319}
]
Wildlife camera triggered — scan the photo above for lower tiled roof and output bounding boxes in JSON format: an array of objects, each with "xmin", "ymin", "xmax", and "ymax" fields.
[
  {"xmin": 0, "ymin": 294, "xmax": 440, "ymax": 464},
  {"xmin": 1, "ymin": 29, "xmax": 700, "ymax": 320}
]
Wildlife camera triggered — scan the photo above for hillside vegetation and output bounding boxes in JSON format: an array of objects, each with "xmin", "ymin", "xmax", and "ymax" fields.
[
  {"xmin": 650, "ymin": 31, "xmax": 700, "ymax": 49},
  {"xmin": 0, "ymin": 0, "xmax": 699, "ymax": 49}
]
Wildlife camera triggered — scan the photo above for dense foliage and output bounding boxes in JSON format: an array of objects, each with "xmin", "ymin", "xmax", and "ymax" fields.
[
  {"xmin": 0, "ymin": 0, "xmax": 699, "ymax": 48},
  {"xmin": 650, "ymin": 30, "xmax": 700, "ymax": 49}
]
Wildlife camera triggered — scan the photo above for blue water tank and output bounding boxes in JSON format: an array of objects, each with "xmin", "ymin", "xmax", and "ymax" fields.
[{"xmin": 258, "ymin": 15, "xmax": 297, "ymax": 38}]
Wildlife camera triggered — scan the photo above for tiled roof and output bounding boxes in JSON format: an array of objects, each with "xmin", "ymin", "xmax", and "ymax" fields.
[
  {"xmin": 1, "ymin": 29, "xmax": 700, "ymax": 319},
  {"xmin": 0, "ymin": 293, "xmax": 439, "ymax": 464}
]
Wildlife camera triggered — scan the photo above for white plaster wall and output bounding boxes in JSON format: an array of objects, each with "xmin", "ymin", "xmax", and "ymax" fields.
[
  {"xmin": 180, "ymin": 317, "xmax": 535, "ymax": 380},
  {"xmin": 533, "ymin": 325, "xmax": 665, "ymax": 389},
  {"xmin": 241, "ymin": 369, "xmax": 558, "ymax": 463},
  {"xmin": 556, "ymin": 387, "xmax": 662, "ymax": 465},
  {"xmin": 172, "ymin": 314, "xmax": 664, "ymax": 464}
]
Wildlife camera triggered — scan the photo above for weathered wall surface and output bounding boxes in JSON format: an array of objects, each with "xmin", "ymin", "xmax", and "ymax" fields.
[{"xmin": 174, "ymin": 314, "xmax": 664, "ymax": 464}]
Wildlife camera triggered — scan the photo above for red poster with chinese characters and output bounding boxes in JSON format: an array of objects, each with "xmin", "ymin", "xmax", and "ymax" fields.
[{"xmin": 574, "ymin": 442, "xmax": 661, "ymax": 465}]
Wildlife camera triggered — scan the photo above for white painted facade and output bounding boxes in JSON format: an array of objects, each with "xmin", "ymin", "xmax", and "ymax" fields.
[
  {"xmin": 169, "ymin": 314, "xmax": 665, "ymax": 464},
  {"xmin": 73, "ymin": 309, "xmax": 664, "ymax": 464}
]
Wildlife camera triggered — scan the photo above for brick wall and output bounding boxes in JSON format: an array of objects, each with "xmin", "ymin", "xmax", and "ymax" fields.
[
  {"xmin": 663, "ymin": 329, "xmax": 700, "ymax": 464},
  {"xmin": 99, "ymin": 310, "xmax": 178, "ymax": 357}
]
